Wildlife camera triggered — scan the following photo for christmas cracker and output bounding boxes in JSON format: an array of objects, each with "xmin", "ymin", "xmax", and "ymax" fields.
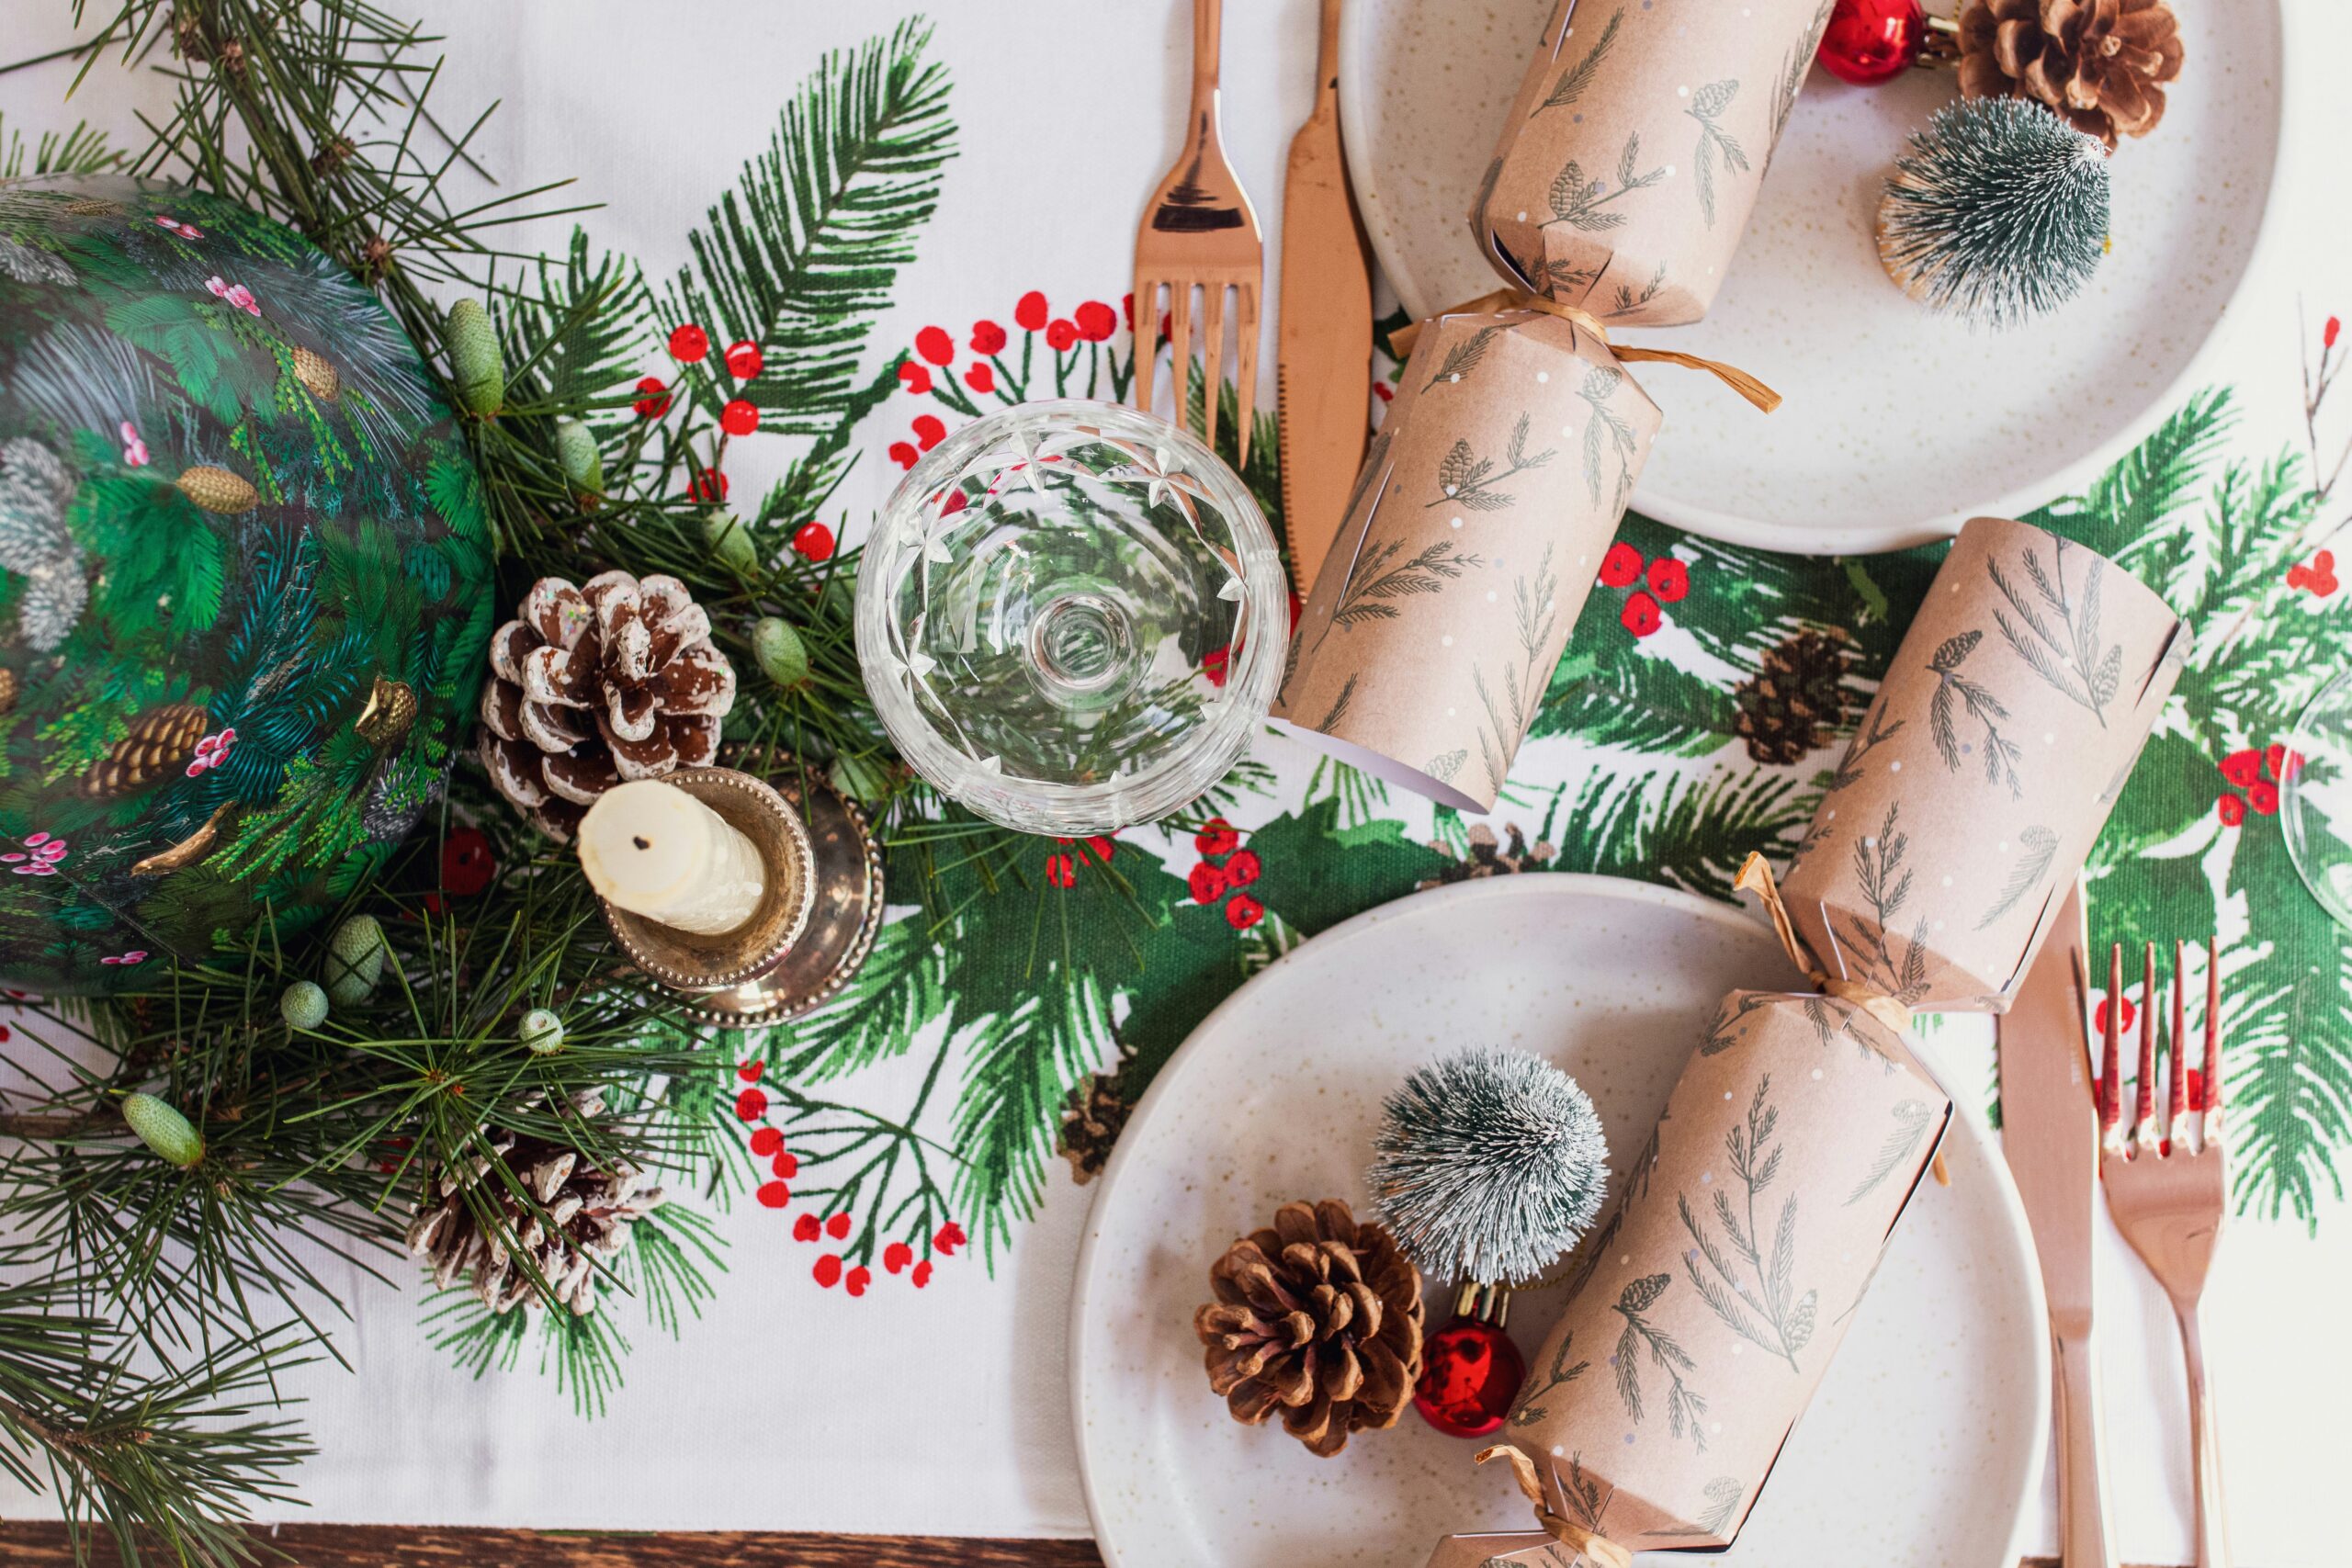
[
  {"xmin": 1270, "ymin": 307, "xmax": 1661, "ymax": 811},
  {"xmin": 1472, "ymin": 0, "xmax": 1838, "ymax": 326},
  {"xmin": 1423, "ymin": 518, "xmax": 2185, "ymax": 1562}
]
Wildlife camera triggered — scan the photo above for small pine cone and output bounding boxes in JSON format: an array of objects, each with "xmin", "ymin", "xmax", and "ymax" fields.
[
  {"xmin": 292, "ymin": 345, "xmax": 341, "ymax": 401},
  {"xmin": 175, "ymin": 464, "xmax": 258, "ymax": 514},
  {"xmin": 479, "ymin": 572, "xmax": 737, "ymax": 840},
  {"xmin": 1734, "ymin": 629, "xmax": 1853, "ymax": 767},
  {"xmin": 404, "ymin": 1104, "xmax": 663, "ymax": 1317},
  {"xmin": 85, "ymin": 703, "xmax": 209, "ymax": 797},
  {"xmin": 1193, "ymin": 1199, "xmax": 1425, "ymax": 1458},
  {"xmin": 1058, "ymin": 1066, "xmax": 1134, "ymax": 1186},
  {"xmin": 63, "ymin": 198, "xmax": 124, "ymax": 217},
  {"xmin": 0, "ymin": 667, "xmax": 17, "ymax": 715},
  {"xmin": 354, "ymin": 673, "xmax": 417, "ymax": 746},
  {"xmin": 1958, "ymin": 0, "xmax": 2184, "ymax": 147}
]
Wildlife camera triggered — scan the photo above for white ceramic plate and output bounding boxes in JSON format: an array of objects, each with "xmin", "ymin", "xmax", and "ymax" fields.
[
  {"xmin": 1070, "ymin": 874, "xmax": 2045, "ymax": 1568},
  {"xmin": 1338, "ymin": 1, "xmax": 2285, "ymax": 553}
]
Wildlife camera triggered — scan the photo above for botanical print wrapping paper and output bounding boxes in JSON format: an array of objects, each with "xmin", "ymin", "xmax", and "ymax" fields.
[
  {"xmin": 1502, "ymin": 990, "xmax": 1951, "ymax": 1550},
  {"xmin": 1472, "ymin": 0, "xmax": 1837, "ymax": 326},
  {"xmin": 1270, "ymin": 308, "xmax": 1661, "ymax": 811},
  {"xmin": 1779, "ymin": 516, "xmax": 2188, "ymax": 1010}
]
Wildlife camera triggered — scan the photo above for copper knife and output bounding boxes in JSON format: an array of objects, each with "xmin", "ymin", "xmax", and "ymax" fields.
[
  {"xmin": 1276, "ymin": 0, "xmax": 1372, "ymax": 599},
  {"xmin": 1996, "ymin": 884, "xmax": 2119, "ymax": 1568}
]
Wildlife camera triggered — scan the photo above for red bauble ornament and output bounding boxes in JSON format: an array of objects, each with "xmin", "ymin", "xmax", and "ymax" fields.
[
  {"xmin": 1412, "ymin": 1315, "xmax": 1526, "ymax": 1438},
  {"xmin": 1816, "ymin": 0, "xmax": 1926, "ymax": 85},
  {"xmin": 439, "ymin": 827, "xmax": 494, "ymax": 896},
  {"xmin": 792, "ymin": 521, "xmax": 836, "ymax": 561},
  {"xmin": 668, "ymin": 322, "xmax": 710, "ymax": 362}
]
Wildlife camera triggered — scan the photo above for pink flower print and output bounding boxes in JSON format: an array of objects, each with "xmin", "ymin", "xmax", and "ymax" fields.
[
  {"xmin": 8, "ymin": 833, "xmax": 66, "ymax": 876},
  {"xmin": 204, "ymin": 276, "xmax": 261, "ymax": 316},
  {"xmin": 153, "ymin": 215, "xmax": 202, "ymax": 241},
  {"xmin": 187, "ymin": 728, "xmax": 237, "ymax": 777},
  {"xmin": 99, "ymin": 950, "xmax": 150, "ymax": 966},
  {"xmin": 119, "ymin": 422, "xmax": 149, "ymax": 468}
]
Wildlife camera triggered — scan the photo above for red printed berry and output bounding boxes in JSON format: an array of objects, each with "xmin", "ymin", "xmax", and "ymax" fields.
[
  {"xmin": 935, "ymin": 1221, "xmax": 967, "ymax": 1255},
  {"xmin": 725, "ymin": 339, "xmax": 763, "ymax": 379},
  {"xmin": 772, "ymin": 1150, "xmax": 798, "ymax": 1179},
  {"xmin": 899, "ymin": 361, "xmax": 933, "ymax": 395},
  {"xmin": 1195, "ymin": 818, "xmax": 1239, "ymax": 857},
  {"xmin": 440, "ymin": 827, "xmax": 494, "ymax": 896},
  {"xmin": 1015, "ymin": 291, "xmax": 1049, "ymax": 332},
  {"xmin": 1046, "ymin": 852, "xmax": 1076, "ymax": 888},
  {"xmin": 1599, "ymin": 541, "xmax": 1644, "ymax": 588},
  {"xmin": 2248, "ymin": 779, "xmax": 2280, "ymax": 816},
  {"xmin": 2330, "ymin": 316, "xmax": 2344, "ymax": 350},
  {"xmin": 1086, "ymin": 835, "xmax": 1116, "ymax": 863},
  {"xmin": 720, "ymin": 399, "xmax": 759, "ymax": 436},
  {"xmin": 1223, "ymin": 848, "xmax": 1261, "ymax": 886},
  {"xmin": 916, "ymin": 326, "xmax": 956, "ymax": 366},
  {"xmin": 889, "ymin": 441, "xmax": 919, "ymax": 469},
  {"xmin": 750, "ymin": 1126, "xmax": 784, "ymax": 1156},
  {"xmin": 735, "ymin": 1088, "xmax": 767, "ymax": 1121},
  {"xmin": 912, "ymin": 1260, "xmax": 933, "ymax": 1288},
  {"xmin": 756, "ymin": 1180, "xmax": 791, "ymax": 1209},
  {"xmin": 814, "ymin": 1254, "xmax": 843, "ymax": 1288},
  {"xmin": 1621, "ymin": 591, "xmax": 1662, "ymax": 637},
  {"xmin": 2217, "ymin": 793, "xmax": 2247, "ymax": 827},
  {"xmin": 632, "ymin": 377, "xmax": 672, "ymax": 419},
  {"xmin": 2220, "ymin": 748, "xmax": 2262, "ymax": 788},
  {"xmin": 1075, "ymin": 300, "xmax": 1117, "ymax": 343},
  {"xmin": 793, "ymin": 521, "xmax": 836, "ymax": 561},
  {"xmin": 1046, "ymin": 318, "xmax": 1079, "ymax": 352},
  {"xmin": 972, "ymin": 319, "xmax": 1008, "ymax": 355},
  {"xmin": 967, "ymin": 362, "xmax": 996, "ymax": 394},
  {"xmin": 1646, "ymin": 557, "xmax": 1690, "ymax": 604},
  {"xmin": 885, "ymin": 1241, "xmax": 914, "ymax": 1273},
  {"xmin": 1122, "ymin": 292, "xmax": 1136, "ymax": 329},
  {"xmin": 668, "ymin": 323, "xmax": 709, "ymax": 362},
  {"xmin": 1202, "ymin": 644, "xmax": 1230, "ymax": 687},
  {"xmin": 1189, "ymin": 863, "xmax": 1227, "ymax": 904},
  {"xmin": 689, "ymin": 469, "xmax": 729, "ymax": 503},
  {"xmin": 912, "ymin": 413, "xmax": 946, "ymax": 450},
  {"xmin": 826, "ymin": 1211, "xmax": 853, "ymax": 1240},
  {"xmin": 845, "ymin": 1266, "xmax": 871, "ymax": 1298},
  {"xmin": 2094, "ymin": 994, "xmax": 2138, "ymax": 1035},
  {"xmin": 1226, "ymin": 893, "xmax": 1266, "ymax": 931},
  {"xmin": 738, "ymin": 1059, "xmax": 763, "ymax": 1083},
  {"xmin": 794, "ymin": 1213, "xmax": 821, "ymax": 1242},
  {"xmin": 2265, "ymin": 743, "xmax": 2301, "ymax": 783}
]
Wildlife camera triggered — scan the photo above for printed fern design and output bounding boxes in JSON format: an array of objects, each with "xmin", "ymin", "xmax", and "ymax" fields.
[
  {"xmin": 1533, "ymin": 8, "xmax": 1624, "ymax": 117},
  {"xmin": 1847, "ymin": 1100, "xmax": 1937, "ymax": 1204},
  {"xmin": 1608, "ymin": 263, "xmax": 1668, "ymax": 319},
  {"xmin": 1578, "ymin": 365, "xmax": 1640, "ymax": 506},
  {"xmin": 1316, "ymin": 673, "xmax": 1360, "ymax": 731},
  {"xmin": 1686, "ymin": 80, "xmax": 1748, "ymax": 228},
  {"xmin": 1839, "ymin": 803, "xmax": 1932, "ymax": 1004},
  {"xmin": 1555, "ymin": 1451, "xmax": 1614, "ymax": 1534},
  {"xmin": 1429, "ymin": 413, "xmax": 1556, "ymax": 511},
  {"xmin": 1927, "ymin": 630, "xmax": 2024, "ymax": 797},
  {"xmin": 1679, "ymin": 1076, "xmax": 1816, "ymax": 1372},
  {"xmin": 1420, "ymin": 324, "xmax": 1507, "ymax": 391},
  {"xmin": 1700, "ymin": 993, "xmax": 1775, "ymax": 1056},
  {"xmin": 1611, "ymin": 1273, "xmax": 1709, "ymax": 1448},
  {"xmin": 1472, "ymin": 546, "xmax": 1564, "ymax": 792},
  {"xmin": 1773, "ymin": 2, "xmax": 1837, "ymax": 147},
  {"xmin": 1643, "ymin": 1476, "xmax": 1747, "ymax": 1540},
  {"xmin": 1547, "ymin": 257, "xmax": 1603, "ymax": 294},
  {"xmin": 1990, "ymin": 537, "xmax": 2123, "ymax": 726},
  {"xmin": 1546, "ymin": 133, "xmax": 1668, "ymax": 233},
  {"xmin": 1510, "ymin": 1331, "xmax": 1590, "ymax": 1427},
  {"xmin": 1978, "ymin": 824, "xmax": 2060, "ymax": 929},
  {"xmin": 1329, "ymin": 536, "xmax": 1483, "ymax": 627},
  {"xmin": 1828, "ymin": 703, "xmax": 1905, "ymax": 793}
]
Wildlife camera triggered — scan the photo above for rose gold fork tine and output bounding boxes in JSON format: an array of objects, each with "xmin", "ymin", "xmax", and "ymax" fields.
[
  {"xmin": 1170, "ymin": 284, "xmax": 1194, "ymax": 439},
  {"xmin": 2204, "ymin": 935, "xmax": 2223, "ymax": 1144},
  {"xmin": 2135, "ymin": 942, "xmax": 2161, "ymax": 1153},
  {"xmin": 1201, "ymin": 285, "xmax": 1227, "ymax": 454},
  {"xmin": 2101, "ymin": 942, "xmax": 2125, "ymax": 1143},
  {"xmin": 1133, "ymin": 276, "xmax": 1160, "ymax": 415},
  {"xmin": 1233, "ymin": 282, "xmax": 1259, "ymax": 468},
  {"xmin": 2167, "ymin": 940, "xmax": 2189, "ymax": 1149}
]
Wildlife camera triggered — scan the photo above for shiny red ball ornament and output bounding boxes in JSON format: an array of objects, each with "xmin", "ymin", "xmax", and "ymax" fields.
[
  {"xmin": 792, "ymin": 520, "xmax": 836, "ymax": 561},
  {"xmin": 668, "ymin": 322, "xmax": 710, "ymax": 362},
  {"xmin": 1816, "ymin": 0, "xmax": 1927, "ymax": 85},
  {"xmin": 1413, "ymin": 1314, "xmax": 1526, "ymax": 1438}
]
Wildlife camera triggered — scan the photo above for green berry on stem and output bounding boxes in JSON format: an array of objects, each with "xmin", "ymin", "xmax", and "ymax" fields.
[
  {"xmin": 552, "ymin": 417, "xmax": 604, "ymax": 500},
  {"xmin": 444, "ymin": 298, "xmax": 505, "ymax": 416},
  {"xmin": 280, "ymin": 979, "xmax": 330, "ymax": 1031},
  {"xmin": 705, "ymin": 511, "xmax": 759, "ymax": 579},
  {"xmin": 323, "ymin": 913, "xmax": 387, "ymax": 1005},
  {"xmin": 752, "ymin": 616, "xmax": 808, "ymax": 688},
  {"xmin": 520, "ymin": 1008, "xmax": 565, "ymax": 1055},
  {"xmin": 121, "ymin": 1091, "xmax": 204, "ymax": 1168}
]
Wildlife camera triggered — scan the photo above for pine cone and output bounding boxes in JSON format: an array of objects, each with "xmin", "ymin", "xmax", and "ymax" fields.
[
  {"xmin": 404, "ymin": 1093, "xmax": 663, "ymax": 1315},
  {"xmin": 1958, "ymin": 0, "xmax": 2184, "ymax": 147},
  {"xmin": 1734, "ymin": 629, "xmax": 1852, "ymax": 766},
  {"xmin": 354, "ymin": 673, "xmax": 416, "ymax": 745},
  {"xmin": 1193, "ymin": 1199, "xmax": 1425, "ymax": 1458},
  {"xmin": 175, "ymin": 464, "xmax": 258, "ymax": 514},
  {"xmin": 1058, "ymin": 1065, "xmax": 1134, "ymax": 1186},
  {"xmin": 291, "ymin": 345, "xmax": 342, "ymax": 402},
  {"xmin": 478, "ymin": 572, "xmax": 737, "ymax": 840},
  {"xmin": 85, "ymin": 702, "xmax": 209, "ymax": 797},
  {"xmin": 1416, "ymin": 823, "xmax": 1556, "ymax": 889}
]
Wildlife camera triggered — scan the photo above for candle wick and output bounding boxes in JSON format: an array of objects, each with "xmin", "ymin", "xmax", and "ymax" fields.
[{"xmin": 632, "ymin": 836, "xmax": 650, "ymax": 851}]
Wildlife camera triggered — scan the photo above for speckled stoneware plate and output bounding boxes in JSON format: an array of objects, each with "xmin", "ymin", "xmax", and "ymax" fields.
[
  {"xmin": 1069, "ymin": 874, "xmax": 2045, "ymax": 1568},
  {"xmin": 1338, "ymin": 1, "xmax": 2286, "ymax": 553}
]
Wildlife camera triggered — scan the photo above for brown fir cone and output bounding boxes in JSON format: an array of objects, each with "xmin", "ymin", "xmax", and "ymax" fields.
[
  {"xmin": 478, "ymin": 571, "xmax": 736, "ymax": 840},
  {"xmin": 403, "ymin": 1091, "xmax": 662, "ymax": 1315},
  {"xmin": 1734, "ymin": 628, "xmax": 1853, "ymax": 766},
  {"xmin": 85, "ymin": 702, "xmax": 209, "ymax": 797},
  {"xmin": 1416, "ymin": 823, "xmax": 1556, "ymax": 889},
  {"xmin": 1958, "ymin": 0, "xmax": 2185, "ymax": 147},
  {"xmin": 1058, "ymin": 1065, "xmax": 1133, "ymax": 1185},
  {"xmin": 1193, "ymin": 1199, "xmax": 1425, "ymax": 1458}
]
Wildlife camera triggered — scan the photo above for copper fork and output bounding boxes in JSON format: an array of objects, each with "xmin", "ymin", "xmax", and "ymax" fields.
[
  {"xmin": 1132, "ymin": 0, "xmax": 1262, "ymax": 465},
  {"xmin": 2100, "ymin": 940, "xmax": 2232, "ymax": 1568}
]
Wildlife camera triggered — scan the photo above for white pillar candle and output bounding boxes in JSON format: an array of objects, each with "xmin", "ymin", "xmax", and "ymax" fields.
[{"xmin": 578, "ymin": 780, "xmax": 766, "ymax": 936}]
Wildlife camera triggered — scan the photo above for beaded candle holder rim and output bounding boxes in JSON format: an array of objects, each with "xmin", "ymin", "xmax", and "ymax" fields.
[{"xmin": 594, "ymin": 766, "xmax": 817, "ymax": 994}]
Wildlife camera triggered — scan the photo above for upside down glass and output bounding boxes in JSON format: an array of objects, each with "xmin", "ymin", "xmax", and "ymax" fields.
[{"xmin": 854, "ymin": 401, "xmax": 1288, "ymax": 835}]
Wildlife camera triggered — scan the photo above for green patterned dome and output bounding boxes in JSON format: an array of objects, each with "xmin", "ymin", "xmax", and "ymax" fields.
[{"xmin": 0, "ymin": 175, "xmax": 493, "ymax": 992}]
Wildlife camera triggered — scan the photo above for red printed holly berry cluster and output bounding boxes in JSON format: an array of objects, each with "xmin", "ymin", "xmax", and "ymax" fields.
[
  {"xmin": 730, "ymin": 1059, "xmax": 962, "ymax": 1296},
  {"xmin": 1186, "ymin": 817, "xmax": 1264, "ymax": 930},
  {"xmin": 2216, "ymin": 744, "xmax": 2300, "ymax": 827},
  {"xmin": 1045, "ymin": 834, "xmax": 1117, "ymax": 889},
  {"xmin": 633, "ymin": 321, "xmax": 837, "ymax": 562},
  {"xmin": 888, "ymin": 290, "xmax": 1140, "ymax": 470},
  {"xmin": 1595, "ymin": 540, "xmax": 1690, "ymax": 639}
]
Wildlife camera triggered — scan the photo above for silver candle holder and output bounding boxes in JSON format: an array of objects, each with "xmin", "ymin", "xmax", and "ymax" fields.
[{"xmin": 594, "ymin": 764, "xmax": 883, "ymax": 1025}]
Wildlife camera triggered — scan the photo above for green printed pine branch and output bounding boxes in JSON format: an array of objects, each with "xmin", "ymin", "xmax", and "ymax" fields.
[{"xmin": 1678, "ymin": 1076, "xmax": 1816, "ymax": 1372}]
